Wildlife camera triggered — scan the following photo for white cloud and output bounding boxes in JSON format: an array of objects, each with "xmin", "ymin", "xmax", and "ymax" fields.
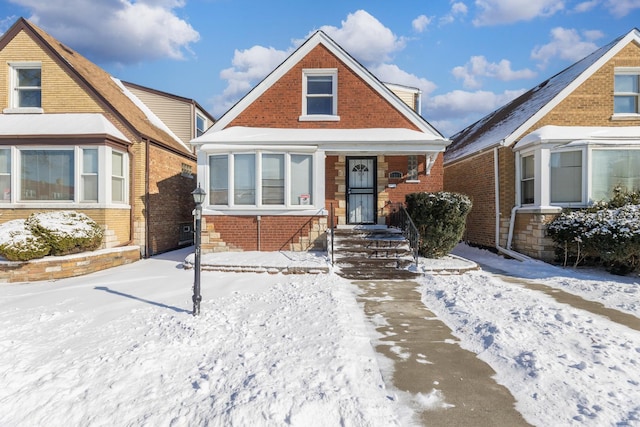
[
  {"xmin": 452, "ymin": 56, "xmax": 536, "ymax": 89},
  {"xmin": 531, "ymin": 27, "xmax": 602, "ymax": 68},
  {"xmin": 212, "ymin": 46, "xmax": 290, "ymax": 116},
  {"xmin": 412, "ymin": 15, "xmax": 432, "ymax": 33},
  {"xmin": 370, "ymin": 63, "xmax": 437, "ymax": 96},
  {"xmin": 605, "ymin": 0, "xmax": 640, "ymax": 17},
  {"xmin": 439, "ymin": 1, "xmax": 468, "ymax": 26},
  {"xmin": 573, "ymin": 0, "xmax": 599, "ymax": 13},
  {"xmin": 424, "ymin": 89, "xmax": 526, "ymax": 136},
  {"xmin": 8, "ymin": 0, "xmax": 199, "ymax": 63},
  {"xmin": 473, "ymin": 0, "xmax": 565, "ymax": 26},
  {"xmin": 315, "ymin": 10, "xmax": 406, "ymax": 64},
  {"xmin": 213, "ymin": 10, "xmax": 425, "ymax": 117}
]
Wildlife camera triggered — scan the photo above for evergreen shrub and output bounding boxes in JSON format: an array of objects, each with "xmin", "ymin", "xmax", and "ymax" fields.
[{"xmin": 405, "ymin": 191, "xmax": 472, "ymax": 258}]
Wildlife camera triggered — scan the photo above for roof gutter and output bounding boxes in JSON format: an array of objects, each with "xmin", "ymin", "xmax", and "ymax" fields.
[{"xmin": 493, "ymin": 147, "xmax": 532, "ymax": 262}]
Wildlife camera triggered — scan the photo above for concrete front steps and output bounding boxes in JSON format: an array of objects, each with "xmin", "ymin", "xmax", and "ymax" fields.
[{"xmin": 331, "ymin": 225, "xmax": 419, "ymax": 280}]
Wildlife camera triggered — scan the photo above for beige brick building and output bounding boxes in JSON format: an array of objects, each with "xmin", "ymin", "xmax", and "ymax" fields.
[
  {"xmin": 445, "ymin": 29, "xmax": 640, "ymax": 262},
  {"xmin": 0, "ymin": 18, "xmax": 213, "ymax": 259}
]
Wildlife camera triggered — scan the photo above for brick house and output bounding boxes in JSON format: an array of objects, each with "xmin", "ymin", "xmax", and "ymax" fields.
[
  {"xmin": 0, "ymin": 18, "xmax": 213, "ymax": 258},
  {"xmin": 191, "ymin": 30, "xmax": 449, "ymax": 252},
  {"xmin": 444, "ymin": 28, "xmax": 640, "ymax": 262}
]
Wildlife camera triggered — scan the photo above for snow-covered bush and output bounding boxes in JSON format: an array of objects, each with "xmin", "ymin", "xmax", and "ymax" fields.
[
  {"xmin": 547, "ymin": 202, "xmax": 640, "ymax": 275},
  {"xmin": 0, "ymin": 211, "xmax": 103, "ymax": 261},
  {"xmin": 0, "ymin": 220, "xmax": 51, "ymax": 261},
  {"xmin": 405, "ymin": 191, "xmax": 472, "ymax": 258}
]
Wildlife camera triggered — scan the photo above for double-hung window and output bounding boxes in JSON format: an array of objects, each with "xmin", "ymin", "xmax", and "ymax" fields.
[
  {"xmin": 11, "ymin": 63, "xmax": 42, "ymax": 109},
  {"xmin": 300, "ymin": 69, "xmax": 338, "ymax": 120},
  {"xmin": 196, "ymin": 114, "xmax": 207, "ymax": 137},
  {"xmin": 209, "ymin": 152, "xmax": 314, "ymax": 207},
  {"xmin": 0, "ymin": 149, "xmax": 11, "ymax": 202},
  {"xmin": 81, "ymin": 149, "xmax": 99, "ymax": 202},
  {"xmin": 111, "ymin": 151, "xmax": 126, "ymax": 203},
  {"xmin": 614, "ymin": 68, "xmax": 640, "ymax": 115},
  {"xmin": 550, "ymin": 151, "xmax": 582, "ymax": 204},
  {"xmin": 520, "ymin": 155, "xmax": 535, "ymax": 205}
]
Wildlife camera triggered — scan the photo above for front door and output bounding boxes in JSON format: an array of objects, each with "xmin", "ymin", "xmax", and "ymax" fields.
[{"xmin": 347, "ymin": 157, "xmax": 376, "ymax": 224}]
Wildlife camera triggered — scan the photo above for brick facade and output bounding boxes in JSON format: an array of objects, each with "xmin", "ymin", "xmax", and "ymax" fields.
[
  {"xmin": 229, "ymin": 45, "xmax": 420, "ymax": 131},
  {"xmin": 444, "ymin": 38, "xmax": 640, "ymax": 261}
]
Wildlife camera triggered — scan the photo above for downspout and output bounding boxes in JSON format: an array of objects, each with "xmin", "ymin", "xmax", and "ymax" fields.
[
  {"xmin": 494, "ymin": 147, "xmax": 531, "ymax": 262},
  {"xmin": 144, "ymin": 137, "xmax": 150, "ymax": 258}
]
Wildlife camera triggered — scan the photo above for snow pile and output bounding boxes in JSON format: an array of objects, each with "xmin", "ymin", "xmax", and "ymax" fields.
[{"xmin": 0, "ymin": 252, "xmax": 403, "ymax": 426}]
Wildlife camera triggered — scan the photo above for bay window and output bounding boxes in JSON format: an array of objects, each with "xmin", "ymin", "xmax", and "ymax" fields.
[
  {"xmin": 208, "ymin": 152, "xmax": 314, "ymax": 208},
  {"xmin": 0, "ymin": 146, "xmax": 127, "ymax": 205}
]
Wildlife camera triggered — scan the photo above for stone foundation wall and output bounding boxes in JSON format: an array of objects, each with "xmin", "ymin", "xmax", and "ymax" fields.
[{"xmin": 0, "ymin": 246, "xmax": 140, "ymax": 283}]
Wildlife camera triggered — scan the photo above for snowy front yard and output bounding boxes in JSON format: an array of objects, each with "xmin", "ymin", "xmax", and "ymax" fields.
[{"xmin": 1, "ymin": 245, "xmax": 639, "ymax": 426}]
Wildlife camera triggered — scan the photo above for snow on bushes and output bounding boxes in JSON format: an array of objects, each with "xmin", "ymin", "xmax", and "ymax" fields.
[
  {"xmin": 547, "ymin": 191, "xmax": 640, "ymax": 275},
  {"xmin": 0, "ymin": 211, "xmax": 103, "ymax": 261},
  {"xmin": 405, "ymin": 191, "xmax": 472, "ymax": 258}
]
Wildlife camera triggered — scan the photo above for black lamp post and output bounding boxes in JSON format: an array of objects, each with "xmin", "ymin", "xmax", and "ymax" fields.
[{"xmin": 191, "ymin": 185, "xmax": 206, "ymax": 316}]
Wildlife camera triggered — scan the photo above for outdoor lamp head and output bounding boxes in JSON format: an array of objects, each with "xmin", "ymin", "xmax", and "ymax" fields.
[{"xmin": 192, "ymin": 186, "xmax": 206, "ymax": 205}]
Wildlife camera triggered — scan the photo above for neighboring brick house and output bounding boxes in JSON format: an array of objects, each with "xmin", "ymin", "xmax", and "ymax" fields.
[
  {"xmin": 445, "ymin": 28, "xmax": 640, "ymax": 262},
  {"xmin": 191, "ymin": 30, "xmax": 449, "ymax": 252},
  {"xmin": 0, "ymin": 18, "xmax": 211, "ymax": 258}
]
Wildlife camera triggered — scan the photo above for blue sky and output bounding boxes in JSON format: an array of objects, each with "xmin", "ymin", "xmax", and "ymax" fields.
[{"xmin": 1, "ymin": 0, "xmax": 639, "ymax": 136}]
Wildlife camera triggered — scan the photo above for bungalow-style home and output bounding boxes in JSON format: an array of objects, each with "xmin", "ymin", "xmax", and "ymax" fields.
[
  {"xmin": 444, "ymin": 28, "xmax": 640, "ymax": 262},
  {"xmin": 0, "ymin": 17, "xmax": 213, "ymax": 258},
  {"xmin": 191, "ymin": 30, "xmax": 449, "ymax": 252}
]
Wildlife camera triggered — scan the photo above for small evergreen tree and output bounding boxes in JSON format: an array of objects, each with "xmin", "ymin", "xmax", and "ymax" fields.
[{"xmin": 405, "ymin": 191, "xmax": 472, "ymax": 258}]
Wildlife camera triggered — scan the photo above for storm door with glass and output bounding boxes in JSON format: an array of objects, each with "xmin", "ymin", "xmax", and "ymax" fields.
[{"xmin": 347, "ymin": 157, "xmax": 376, "ymax": 224}]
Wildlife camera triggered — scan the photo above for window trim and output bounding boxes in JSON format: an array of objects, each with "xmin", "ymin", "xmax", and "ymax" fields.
[
  {"xmin": 520, "ymin": 153, "xmax": 535, "ymax": 205},
  {"xmin": 0, "ymin": 145, "xmax": 128, "ymax": 208},
  {"xmin": 613, "ymin": 67, "xmax": 640, "ymax": 118},
  {"xmin": 207, "ymin": 150, "xmax": 317, "ymax": 211},
  {"xmin": 6, "ymin": 62, "xmax": 43, "ymax": 114},
  {"xmin": 299, "ymin": 68, "xmax": 339, "ymax": 122},
  {"xmin": 549, "ymin": 148, "xmax": 585, "ymax": 206}
]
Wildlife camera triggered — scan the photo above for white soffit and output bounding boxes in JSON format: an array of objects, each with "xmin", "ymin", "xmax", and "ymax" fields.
[
  {"xmin": 515, "ymin": 125, "xmax": 640, "ymax": 149},
  {"xmin": 0, "ymin": 113, "xmax": 130, "ymax": 142}
]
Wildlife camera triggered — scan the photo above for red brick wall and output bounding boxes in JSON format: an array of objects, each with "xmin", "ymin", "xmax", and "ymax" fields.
[
  {"xmin": 229, "ymin": 44, "xmax": 420, "ymax": 131},
  {"xmin": 384, "ymin": 154, "xmax": 444, "ymax": 202},
  {"xmin": 147, "ymin": 144, "xmax": 197, "ymax": 255},
  {"xmin": 207, "ymin": 215, "xmax": 324, "ymax": 251}
]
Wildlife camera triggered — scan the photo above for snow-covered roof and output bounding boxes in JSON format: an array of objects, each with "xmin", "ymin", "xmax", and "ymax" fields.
[
  {"xmin": 515, "ymin": 125, "xmax": 640, "ymax": 150},
  {"xmin": 0, "ymin": 113, "xmax": 130, "ymax": 142},
  {"xmin": 445, "ymin": 29, "xmax": 640, "ymax": 165},
  {"xmin": 194, "ymin": 126, "xmax": 449, "ymax": 153}
]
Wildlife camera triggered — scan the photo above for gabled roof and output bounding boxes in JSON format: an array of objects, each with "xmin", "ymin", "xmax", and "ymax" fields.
[
  {"xmin": 206, "ymin": 30, "xmax": 445, "ymax": 140},
  {"xmin": 0, "ymin": 18, "xmax": 194, "ymax": 157},
  {"xmin": 445, "ymin": 28, "xmax": 640, "ymax": 165}
]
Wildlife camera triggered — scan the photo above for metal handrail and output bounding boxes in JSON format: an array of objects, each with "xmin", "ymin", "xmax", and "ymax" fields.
[
  {"xmin": 329, "ymin": 202, "xmax": 335, "ymax": 265},
  {"xmin": 387, "ymin": 202, "xmax": 420, "ymax": 267}
]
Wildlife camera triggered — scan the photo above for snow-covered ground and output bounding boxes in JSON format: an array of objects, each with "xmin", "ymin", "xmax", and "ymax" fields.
[{"xmin": 1, "ymin": 244, "xmax": 640, "ymax": 426}]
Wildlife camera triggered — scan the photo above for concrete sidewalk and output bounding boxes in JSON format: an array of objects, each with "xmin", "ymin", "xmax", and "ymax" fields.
[{"xmin": 354, "ymin": 279, "xmax": 531, "ymax": 427}]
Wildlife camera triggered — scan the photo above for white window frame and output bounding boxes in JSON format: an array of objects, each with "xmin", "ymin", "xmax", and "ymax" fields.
[
  {"xmin": 299, "ymin": 68, "xmax": 339, "ymax": 122},
  {"xmin": 110, "ymin": 150, "xmax": 127, "ymax": 204},
  {"xmin": 613, "ymin": 67, "xmax": 640, "ymax": 118},
  {"xmin": 6, "ymin": 62, "xmax": 43, "ymax": 114},
  {"xmin": 0, "ymin": 145, "xmax": 127, "ymax": 207},
  {"xmin": 549, "ymin": 148, "xmax": 586, "ymax": 206},
  {"xmin": 206, "ymin": 150, "xmax": 319, "ymax": 211},
  {"xmin": 520, "ymin": 153, "xmax": 536, "ymax": 205},
  {"xmin": 196, "ymin": 113, "xmax": 207, "ymax": 137}
]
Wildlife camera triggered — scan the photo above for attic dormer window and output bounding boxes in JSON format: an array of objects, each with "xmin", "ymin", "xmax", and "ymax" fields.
[
  {"xmin": 11, "ymin": 63, "xmax": 42, "ymax": 109},
  {"xmin": 299, "ymin": 69, "xmax": 339, "ymax": 121}
]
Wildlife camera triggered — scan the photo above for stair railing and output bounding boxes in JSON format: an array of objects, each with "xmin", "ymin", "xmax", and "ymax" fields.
[
  {"xmin": 329, "ymin": 203, "xmax": 335, "ymax": 266},
  {"xmin": 387, "ymin": 202, "xmax": 419, "ymax": 267}
]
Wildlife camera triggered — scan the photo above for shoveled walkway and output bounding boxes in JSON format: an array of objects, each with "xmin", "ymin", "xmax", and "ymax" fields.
[{"xmin": 354, "ymin": 279, "xmax": 531, "ymax": 426}]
